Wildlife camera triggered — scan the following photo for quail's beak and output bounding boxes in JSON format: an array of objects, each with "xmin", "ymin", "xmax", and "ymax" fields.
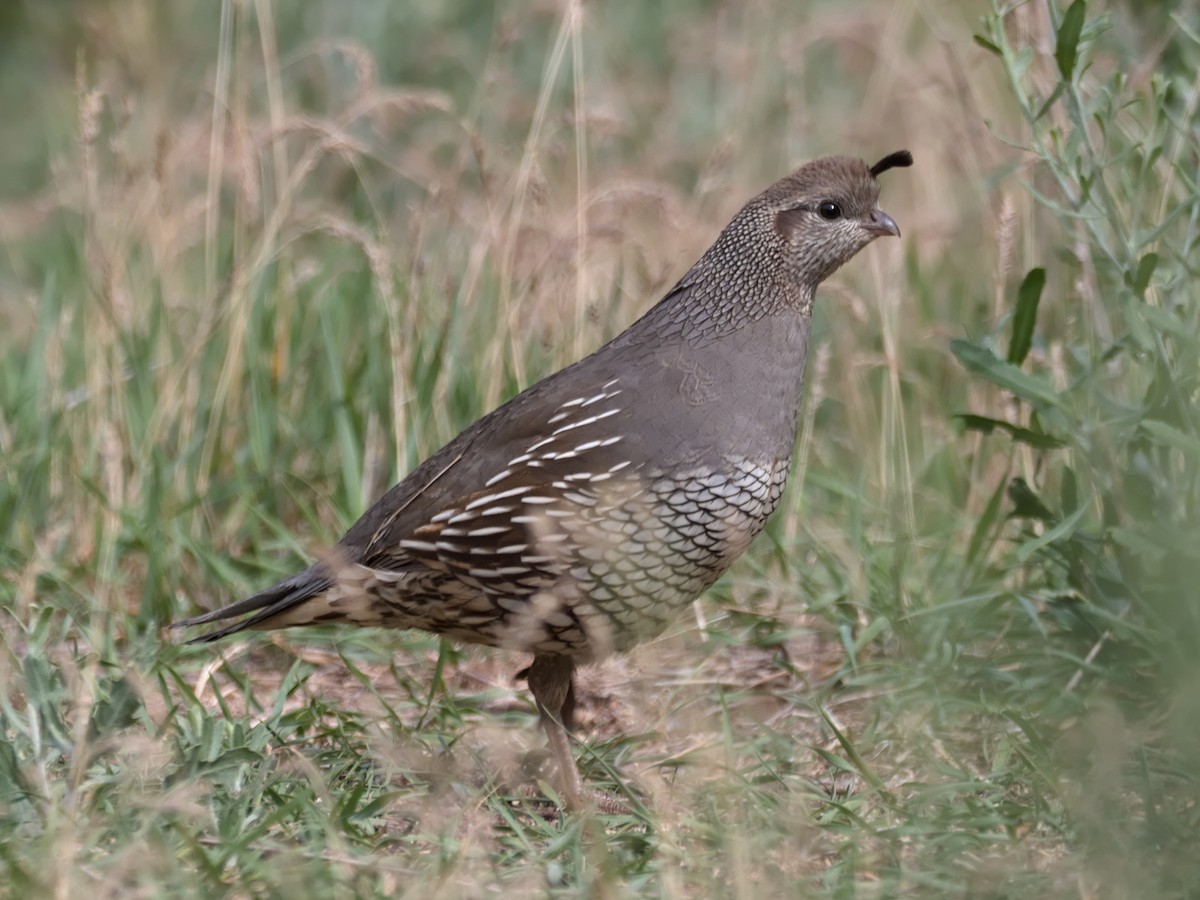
[{"xmin": 862, "ymin": 209, "xmax": 901, "ymax": 238}]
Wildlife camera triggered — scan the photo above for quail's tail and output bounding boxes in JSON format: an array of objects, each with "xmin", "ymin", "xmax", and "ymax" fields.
[{"xmin": 173, "ymin": 564, "xmax": 334, "ymax": 643}]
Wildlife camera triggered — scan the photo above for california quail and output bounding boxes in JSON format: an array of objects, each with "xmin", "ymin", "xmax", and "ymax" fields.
[{"xmin": 177, "ymin": 149, "xmax": 913, "ymax": 809}]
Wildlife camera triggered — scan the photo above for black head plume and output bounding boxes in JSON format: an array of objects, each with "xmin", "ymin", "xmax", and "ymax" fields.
[{"xmin": 870, "ymin": 150, "xmax": 913, "ymax": 178}]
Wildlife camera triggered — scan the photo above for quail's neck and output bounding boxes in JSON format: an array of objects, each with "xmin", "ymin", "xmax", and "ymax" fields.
[{"xmin": 657, "ymin": 250, "xmax": 811, "ymax": 349}]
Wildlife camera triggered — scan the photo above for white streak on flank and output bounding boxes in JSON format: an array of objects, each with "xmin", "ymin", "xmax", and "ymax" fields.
[
  {"xmin": 477, "ymin": 505, "xmax": 514, "ymax": 517},
  {"xmin": 526, "ymin": 436, "xmax": 557, "ymax": 453},
  {"xmin": 465, "ymin": 485, "xmax": 534, "ymax": 509},
  {"xmin": 520, "ymin": 495, "xmax": 557, "ymax": 505},
  {"xmin": 580, "ymin": 391, "xmax": 611, "ymax": 407},
  {"xmin": 551, "ymin": 407, "xmax": 620, "ymax": 436},
  {"xmin": 466, "ymin": 525, "xmax": 509, "ymax": 537},
  {"xmin": 483, "ymin": 468, "xmax": 512, "ymax": 487},
  {"xmin": 398, "ymin": 539, "xmax": 439, "ymax": 553}
]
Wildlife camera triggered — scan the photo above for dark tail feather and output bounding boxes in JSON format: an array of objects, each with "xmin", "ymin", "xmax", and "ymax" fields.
[{"xmin": 173, "ymin": 565, "xmax": 332, "ymax": 644}]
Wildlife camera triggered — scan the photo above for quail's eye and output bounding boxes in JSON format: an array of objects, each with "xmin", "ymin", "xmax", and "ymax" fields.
[{"xmin": 817, "ymin": 201, "xmax": 842, "ymax": 220}]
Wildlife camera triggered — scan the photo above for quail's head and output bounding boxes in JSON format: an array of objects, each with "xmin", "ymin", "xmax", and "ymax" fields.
[{"xmin": 762, "ymin": 149, "xmax": 913, "ymax": 291}]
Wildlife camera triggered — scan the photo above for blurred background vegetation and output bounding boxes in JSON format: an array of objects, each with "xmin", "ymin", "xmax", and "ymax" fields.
[{"xmin": 1, "ymin": 0, "xmax": 1198, "ymax": 896}]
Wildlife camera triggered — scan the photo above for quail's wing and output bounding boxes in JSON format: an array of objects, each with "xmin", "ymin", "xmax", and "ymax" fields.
[{"xmin": 356, "ymin": 372, "xmax": 649, "ymax": 598}]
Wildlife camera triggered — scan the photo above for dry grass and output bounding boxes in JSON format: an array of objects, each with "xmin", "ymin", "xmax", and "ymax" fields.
[{"xmin": 2, "ymin": 0, "xmax": 1197, "ymax": 896}]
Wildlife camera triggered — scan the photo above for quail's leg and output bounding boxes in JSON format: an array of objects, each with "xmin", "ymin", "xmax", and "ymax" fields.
[{"xmin": 526, "ymin": 654, "xmax": 586, "ymax": 809}]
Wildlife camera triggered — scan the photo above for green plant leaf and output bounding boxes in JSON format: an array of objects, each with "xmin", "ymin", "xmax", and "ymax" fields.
[
  {"xmin": 1055, "ymin": 0, "xmax": 1087, "ymax": 81},
  {"xmin": 1035, "ymin": 84, "xmax": 1067, "ymax": 121},
  {"xmin": 1060, "ymin": 466, "xmax": 1079, "ymax": 514},
  {"xmin": 1140, "ymin": 419, "xmax": 1200, "ymax": 460},
  {"xmin": 0, "ymin": 741, "xmax": 30, "ymax": 806},
  {"xmin": 1131, "ymin": 251, "xmax": 1159, "ymax": 295},
  {"xmin": 1016, "ymin": 502, "xmax": 1091, "ymax": 562},
  {"xmin": 1009, "ymin": 267, "xmax": 1046, "ymax": 365},
  {"xmin": 955, "ymin": 413, "xmax": 1067, "ymax": 448},
  {"xmin": 1008, "ymin": 478, "xmax": 1057, "ymax": 522},
  {"xmin": 951, "ymin": 340, "xmax": 1065, "ymax": 409},
  {"xmin": 1139, "ymin": 302, "xmax": 1198, "ymax": 347},
  {"xmin": 966, "ymin": 474, "xmax": 1010, "ymax": 571},
  {"xmin": 973, "ymin": 34, "xmax": 1002, "ymax": 55},
  {"xmin": 88, "ymin": 676, "xmax": 141, "ymax": 740}
]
